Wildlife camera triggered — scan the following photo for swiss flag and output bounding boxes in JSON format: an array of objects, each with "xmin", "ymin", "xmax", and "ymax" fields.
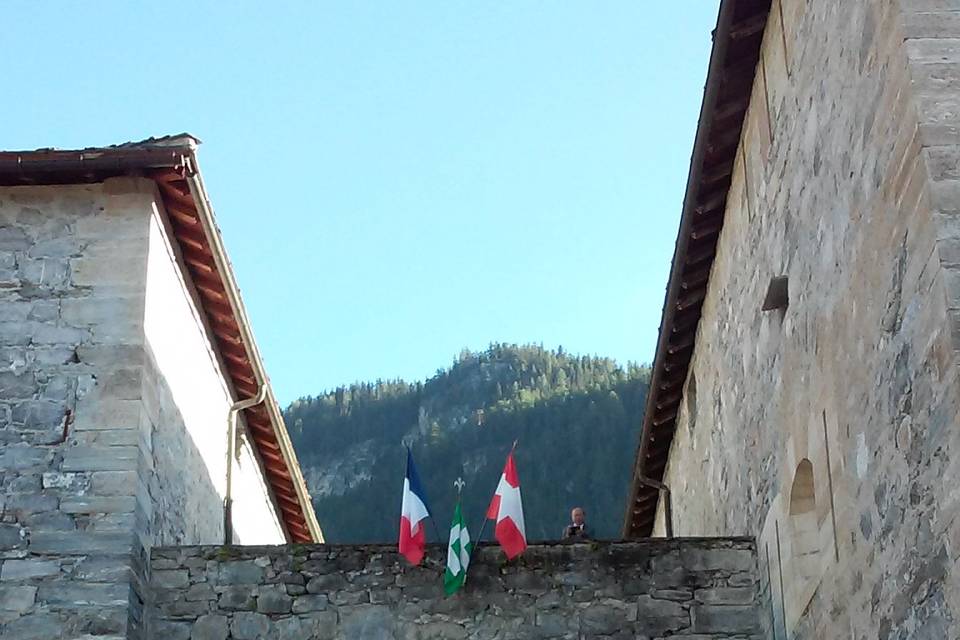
[{"xmin": 485, "ymin": 452, "xmax": 527, "ymax": 559}]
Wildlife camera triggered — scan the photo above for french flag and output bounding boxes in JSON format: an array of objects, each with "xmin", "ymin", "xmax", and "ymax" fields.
[
  {"xmin": 399, "ymin": 448, "xmax": 432, "ymax": 565},
  {"xmin": 485, "ymin": 451, "xmax": 527, "ymax": 559}
]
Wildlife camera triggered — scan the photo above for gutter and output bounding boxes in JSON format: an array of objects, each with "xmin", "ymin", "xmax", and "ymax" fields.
[
  {"xmin": 183, "ymin": 155, "xmax": 324, "ymax": 544},
  {"xmin": 224, "ymin": 384, "xmax": 267, "ymax": 545}
]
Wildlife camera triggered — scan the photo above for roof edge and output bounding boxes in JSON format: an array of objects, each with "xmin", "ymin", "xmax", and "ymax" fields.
[{"xmin": 623, "ymin": 0, "xmax": 772, "ymax": 538}]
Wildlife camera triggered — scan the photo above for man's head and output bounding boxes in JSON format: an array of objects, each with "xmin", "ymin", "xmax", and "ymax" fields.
[{"xmin": 570, "ymin": 507, "xmax": 585, "ymax": 525}]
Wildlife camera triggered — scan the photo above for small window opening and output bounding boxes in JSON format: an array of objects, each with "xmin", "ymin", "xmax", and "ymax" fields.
[{"xmin": 762, "ymin": 275, "xmax": 789, "ymax": 311}]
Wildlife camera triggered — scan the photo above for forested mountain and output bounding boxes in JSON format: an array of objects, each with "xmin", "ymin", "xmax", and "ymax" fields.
[{"xmin": 285, "ymin": 344, "xmax": 650, "ymax": 543}]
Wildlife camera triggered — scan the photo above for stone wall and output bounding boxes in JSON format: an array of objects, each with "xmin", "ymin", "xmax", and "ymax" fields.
[
  {"xmin": 0, "ymin": 180, "xmax": 285, "ymax": 639},
  {"xmin": 0, "ymin": 181, "xmax": 154, "ymax": 639},
  {"xmin": 149, "ymin": 539, "xmax": 764, "ymax": 640},
  {"xmin": 655, "ymin": 0, "xmax": 960, "ymax": 638}
]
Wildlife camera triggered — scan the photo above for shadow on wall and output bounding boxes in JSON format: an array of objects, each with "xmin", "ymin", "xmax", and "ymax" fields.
[{"xmin": 143, "ymin": 340, "xmax": 225, "ymax": 547}]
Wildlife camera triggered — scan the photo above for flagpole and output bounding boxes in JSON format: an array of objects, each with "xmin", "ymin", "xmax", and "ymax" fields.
[{"xmin": 473, "ymin": 439, "xmax": 518, "ymax": 545}]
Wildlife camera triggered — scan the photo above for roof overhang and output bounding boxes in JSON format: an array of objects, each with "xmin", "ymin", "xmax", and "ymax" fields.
[
  {"xmin": 0, "ymin": 135, "xmax": 323, "ymax": 543},
  {"xmin": 623, "ymin": 0, "xmax": 771, "ymax": 538}
]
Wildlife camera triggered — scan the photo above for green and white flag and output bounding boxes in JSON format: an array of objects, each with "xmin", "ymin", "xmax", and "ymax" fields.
[{"xmin": 444, "ymin": 500, "xmax": 472, "ymax": 596}]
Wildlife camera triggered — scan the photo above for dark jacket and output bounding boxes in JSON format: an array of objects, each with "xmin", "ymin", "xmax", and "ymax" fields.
[{"xmin": 562, "ymin": 523, "xmax": 590, "ymax": 541}]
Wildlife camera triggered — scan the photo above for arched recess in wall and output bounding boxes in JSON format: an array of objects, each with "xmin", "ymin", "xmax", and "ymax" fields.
[{"xmin": 789, "ymin": 459, "xmax": 820, "ymax": 589}]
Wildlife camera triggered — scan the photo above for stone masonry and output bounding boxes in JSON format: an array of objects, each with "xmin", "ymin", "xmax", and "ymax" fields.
[
  {"xmin": 653, "ymin": 1, "xmax": 960, "ymax": 639},
  {"xmin": 150, "ymin": 539, "xmax": 765, "ymax": 640},
  {"xmin": 0, "ymin": 178, "xmax": 288, "ymax": 639}
]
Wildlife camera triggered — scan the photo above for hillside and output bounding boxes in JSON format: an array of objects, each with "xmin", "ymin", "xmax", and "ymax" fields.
[{"xmin": 285, "ymin": 344, "xmax": 650, "ymax": 543}]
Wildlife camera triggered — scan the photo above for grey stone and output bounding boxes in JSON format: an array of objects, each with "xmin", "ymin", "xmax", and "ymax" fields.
[
  {"xmin": 0, "ymin": 585, "xmax": 37, "ymax": 611},
  {"xmin": 153, "ymin": 569, "xmax": 190, "ymax": 589},
  {"xmin": 41, "ymin": 471, "xmax": 89, "ymax": 491},
  {"xmin": 306, "ymin": 573, "xmax": 347, "ymax": 593},
  {"xmin": 690, "ymin": 604, "xmax": 761, "ymax": 634},
  {"xmin": 218, "ymin": 585, "xmax": 256, "ymax": 610},
  {"xmin": 38, "ymin": 582, "xmax": 127, "ymax": 606},
  {"xmin": 0, "ymin": 559, "xmax": 60, "ymax": 580},
  {"xmin": 185, "ymin": 583, "xmax": 215, "ymax": 601},
  {"xmin": 338, "ymin": 604, "xmax": 396, "ymax": 640},
  {"xmin": 0, "ymin": 445, "xmax": 49, "ymax": 471},
  {"xmin": 191, "ymin": 613, "xmax": 228, "ymax": 640},
  {"xmin": 218, "ymin": 560, "xmax": 263, "ymax": 585},
  {"xmin": 256, "ymin": 583, "xmax": 293, "ymax": 613},
  {"xmin": 153, "ymin": 620, "xmax": 192, "ymax": 640},
  {"xmin": 694, "ymin": 586, "xmax": 756, "ymax": 605},
  {"xmin": 292, "ymin": 593, "xmax": 329, "ymax": 613},
  {"xmin": 231, "ymin": 611, "xmax": 272, "ymax": 640},
  {"xmin": 1, "ymin": 612, "xmax": 64, "ymax": 640},
  {"xmin": 682, "ymin": 548, "xmax": 755, "ymax": 573},
  {"xmin": 274, "ymin": 616, "xmax": 309, "ymax": 640},
  {"xmin": 0, "ymin": 524, "xmax": 25, "ymax": 549},
  {"xmin": 29, "ymin": 531, "xmax": 133, "ymax": 555}
]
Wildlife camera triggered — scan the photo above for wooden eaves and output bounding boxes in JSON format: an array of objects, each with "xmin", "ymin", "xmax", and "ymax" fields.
[
  {"xmin": 0, "ymin": 135, "xmax": 322, "ymax": 543},
  {"xmin": 623, "ymin": 0, "xmax": 771, "ymax": 538}
]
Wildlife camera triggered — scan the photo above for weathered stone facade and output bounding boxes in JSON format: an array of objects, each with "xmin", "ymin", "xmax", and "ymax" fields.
[
  {"xmin": 0, "ymin": 180, "xmax": 287, "ymax": 639},
  {"xmin": 654, "ymin": 1, "xmax": 960, "ymax": 638},
  {"xmin": 150, "ymin": 539, "xmax": 765, "ymax": 640}
]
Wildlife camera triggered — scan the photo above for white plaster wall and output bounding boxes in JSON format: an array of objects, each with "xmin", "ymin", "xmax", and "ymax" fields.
[
  {"xmin": 232, "ymin": 432, "xmax": 285, "ymax": 543},
  {"xmin": 143, "ymin": 200, "xmax": 284, "ymax": 545}
]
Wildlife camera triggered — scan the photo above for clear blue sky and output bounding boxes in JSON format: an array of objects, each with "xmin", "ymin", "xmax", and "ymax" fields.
[{"xmin": 7, "ymin": 3, "xmax": 717, "ymax": 405}]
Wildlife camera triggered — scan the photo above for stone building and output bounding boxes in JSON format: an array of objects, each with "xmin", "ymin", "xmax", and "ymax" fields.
[
  {"xmin": 625, "ymin": 0, "xmax": 960, "ymax": 638},
  {"xmin": 0, "ymin": 136, "xmax": 321, "ymax": 638},
  {"xmin": 0, "ymin": 140, "xmax": 774, "ymax": 638}
]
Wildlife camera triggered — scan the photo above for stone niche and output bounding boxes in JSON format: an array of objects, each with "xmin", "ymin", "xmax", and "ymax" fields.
[{"xmin": 149, "ymin": 538, "xmax": 765, "ymax": 640}]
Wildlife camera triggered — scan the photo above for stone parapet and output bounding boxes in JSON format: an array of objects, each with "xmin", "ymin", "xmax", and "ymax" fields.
[{"xmin": 149, "ymin": 538, "xmax": 765, "ymax": 639}]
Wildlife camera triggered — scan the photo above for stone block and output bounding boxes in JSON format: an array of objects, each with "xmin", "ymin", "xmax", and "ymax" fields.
[
  {"xmin": 60, "ymin": 496, "xmax": 137, "ymax": 514},
  {"xmin": 690, "ymin": 605, "xmax": 761, "ymax": 634},
  {"xmin": 230, "ymin": 612, "xmax": 272, "ymax": 640},
  {"xmin": 694, "ymin": 586, "xmax": 756, "ymax": 605},
  {"xmin": 42, "ymin": 471, "xmax": 90, "ymax": 492},
  {"xmin": 338, "ymin": 604, "xmax": 396, "ymax": 640},
  {"xmin": 185, "ymin": 583, "xmax": 215, "ymax": 601},
  {"xmin": 72, "ymin": 398, "xmax": 141, "ymax": 431},
  {"xmin": 0, "ymin": 371, "xmax": 38, "ymax": 399},
  {"xmin": 29, "ymin": 531, "xmax": 133, "ymax": 555},
  {"xmin": 292, "ymin": 593, "xmax": 329, "ymax": 613},
  {"xmin": 72, "ymin": 557, "xmax": 133, "ymax": 582},
  {"xmin": 681, "ymin": 547, "xmax": 755, "ymax": 573},
  {"xmin": 256, "ymin": 584, "xmax": 292, "ymax": 613},
  {"xmin": 38, "ymin": 582, "xmax": 127, "ymax": 607},
  {"xmin": 153, "ymin": 570, "xmax": 190, "ymax": 589},
  {"xmin": 152, "ymin": 619, "xmax": 191, "ymax": 640},
  {"xmin": 306, "ymin": 573, "xmax": 347, "ymax": 592},
  {"xmin": 218, "ymin": 561, "xmax": 264, "ymax": 585},
  {"xmin": 62, "ymin": 445, "xmax": 139, "ymax": 471},
  {"xmin": 1, "ymin": 612, "xmax": 63, "ymax": 640},
  {"xmin": 330, "ymin": 588, "xmax": 369, "ymax": 605},
  {"xmin": 0, "ymin": 227, "xmax": 30, "ymax": 251},
  {"xmin": 218, "ymin": 585, "xmax": 256, "ymax": 610},
  {"xmin": 29, "ymin": 323, "xmax": 89, "ymax": 345},
  {"xmin": 91, "ymin": 470, "xmax": 139, "ymax": 495},
  {"xmin": 4, "ymin": 493, "xmax": 59, "ymax": 517},
  {"xmin": 274, "ymin": 616, "xmax": 310, "ymax": 640},
  {"xmin": 0, "ymin": 524, "xmax": 25, "ymax": 550},
  {"xmin": 0, "ymin": 585, "xmax": 37, "ymax": 611},
  {"xmin": 1, "ymin": 559, "xmax": 60, "ymax": 581},
  {"xmin": 191, "ymin": 613, "xmax": 229, "ymax": 640},
  {"xmin": 28, "ymin": 237, "xmax": 80, "ymax": 258},
  {"xmin": 634, "ymin": 594, "xmax": 690, "ymax": 636}
]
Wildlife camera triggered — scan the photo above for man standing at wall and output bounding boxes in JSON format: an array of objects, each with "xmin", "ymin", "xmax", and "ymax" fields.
[{"xmin": 562, "ymin": 507, "xmax": 591, "ymax": 541}]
